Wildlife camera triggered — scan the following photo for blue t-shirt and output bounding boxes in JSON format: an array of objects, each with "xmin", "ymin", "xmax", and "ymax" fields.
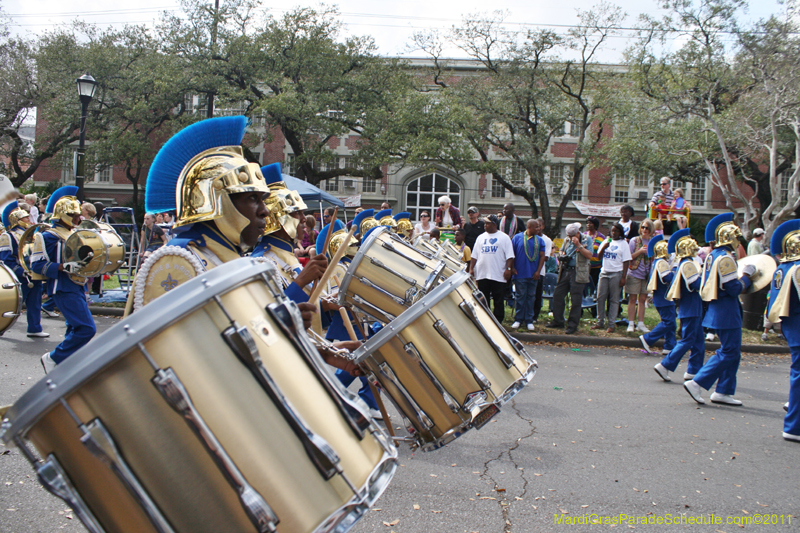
[{"xmin": 511, "ymin": 233, "xmax": 544, "ymax": 279}]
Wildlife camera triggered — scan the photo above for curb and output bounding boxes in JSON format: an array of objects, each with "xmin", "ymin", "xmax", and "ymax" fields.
[
  {"xmin": 509, "ymin": 331, "xmax": 790, "ymax": 355},
  {"xmin": 89, "ymin": 305, "xmax": 124, "ymax": 317}
]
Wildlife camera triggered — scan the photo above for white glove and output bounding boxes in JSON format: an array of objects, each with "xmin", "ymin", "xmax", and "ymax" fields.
[
  {"xmin": 62, "ymin": 261, "xmax": 85, "ymax": 274},
  {"xmin": 741, "ymin": 264, "xmax": 756, "ymax": 277}
]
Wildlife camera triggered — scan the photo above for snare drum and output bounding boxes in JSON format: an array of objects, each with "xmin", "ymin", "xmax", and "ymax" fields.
[
  {"xmin": 339, "ymin": 226, "xmax": 447, "ymax": 322},
  {"xmin": 0, "ymin": 262, "xmax": 21, "ymax": 336},
  {"xmin": 64, "ymin": 220, "xmax": 126, "ymax": 277},
  {"xmin": 1, "ymin": 258, "xmax": 396, "ymax": 533},
  {"xmin": 352, "ymin": 271, "xmax": 537, "ymax": 451}
]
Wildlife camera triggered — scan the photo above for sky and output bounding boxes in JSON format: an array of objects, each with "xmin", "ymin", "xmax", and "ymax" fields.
[{"xmin": 2, "ymin": 0, "xmax": 788, "ymax": 64}]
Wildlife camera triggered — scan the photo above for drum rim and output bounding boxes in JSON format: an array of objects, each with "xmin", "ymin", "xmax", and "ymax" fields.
[
  {"xmin": 0, "ymin": 257, "xmax": 282, "ymax": 442},
  {"xmin": 65, "ymin": 228, "xmax": 114, "ymax": 277},
  {"xmin": 337, "ymin": 225, "xmax": 390, "ymax": 307},
  {"xmin": 351, "ymin": 269, "xmax": 470, "ymax": 364}
]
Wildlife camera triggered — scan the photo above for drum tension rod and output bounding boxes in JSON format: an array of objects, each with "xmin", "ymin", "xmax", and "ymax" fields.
[
  {"xmin": 12, "ymin": 437, "xmax": 105, "ymax": 533},
  {"xmin": 470, "ymin": 290, "xmax": 538, "ymax": 366},
  {"xmin": 377, "ymin": 362, "xmax": 435, "ymax": 432},
  {"xmin": 431, "ymin": 320, "xmax": 493, "ymax": 393},
  {"xmin": 402, "ymin": 342, "xmax": 465, "ymax": 416},
  {"xmin": 266, "ymin": 301, "xmax": 372, "ymax": 441},
  {"xmin": 58, "ymin": 398, "xmax": 177, "ymax": 533},
  {"xmin": 381, "ymin": 241, "xmax": 428, "ymax": 269},
  {"xmin": 137, "ymin": 343, "xmax": 280, "ymax": 533},
  {"xmin": 210, "ymin": 296, "xmax": 353, "ymax": 488},
  {"xmin": 458, "ymin": 301, "xmax": 518, "ymax": 371}
]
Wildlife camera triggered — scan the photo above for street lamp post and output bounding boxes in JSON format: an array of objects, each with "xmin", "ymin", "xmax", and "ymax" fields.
[{"xmin": 75, "ymin": 74, "xmax": 99, "ymax": 203}]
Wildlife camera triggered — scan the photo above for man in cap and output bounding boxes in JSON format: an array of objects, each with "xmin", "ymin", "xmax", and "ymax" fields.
[
  {"xmin": 747, "ymin": 228, "xmax": 766, "ymax": 256},
  {"xmin": 766, "ymin": 220, "xmax": 800, "ymax": 442},
  {"xmin": 463, "ymin": 206, "xmax": 484, "ymax": 251},
  {"xmin": 31, "ymin": 186, "xmax": 96, "ymax": 372},
  {"xmin": 0, "ymin": 200, "xmax": 48, "ymax": 337},
  {"xmin": 469, "ymin": 214, "xmax": 514, "ymax": 323},
  {"xmin": 547, "ymin": 222, "xmax": 593, "ymax": 334},
  {"xmin": 684, "ymin": 214, "xmax": 755, "ymax": 405}
]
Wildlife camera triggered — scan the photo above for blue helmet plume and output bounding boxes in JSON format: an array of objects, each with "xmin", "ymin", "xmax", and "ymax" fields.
[
  {"xmin": 771, "ymin": 219, "xmax": 800, "ymax": 257},
  {"xmin": 647, "ymin": 233, "xmax": 664, "ymax": 258},
  {"xmin": 46, "ymin": 186, "xmax": 79, "ymax": 214},
  {"xmin": 1, "ymin": 201, "xmax": 19, "ymax": 228},
  {"xmin": 145, "ymin": 116, "xmax": 249, "ymax": 213},
  {"xmin": 667, "ymin": 228, "xmax": 691, "ymax": 255},
  {"xmin": 705, "ymin": 212, "xmax": 734, "ymax": 244}
]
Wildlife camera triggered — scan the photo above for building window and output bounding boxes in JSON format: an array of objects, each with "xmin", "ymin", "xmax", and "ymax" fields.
[
  {"xmin": 549, "ymin": 164, "xmax": 566, "ymax": 186},
  {"xmin": 691, "ymin": 176, "xmax": 706, "ymax": 207},
  {"xmin": 614, "ymin": 174, "xmax": 629, "ymax": 203},
  {"xmin": 96, "ymin": 166, "xmax": 112, "ymax": 183},
  {"xmin": 324, "ymin": 177, "xmax": 339, "ymax": 192},
  {"xmin": 491, "ymin": 177, "xmax": 505, "ymax": 198},
  {"xmin": 780, "ymin": 172, "xmax": 791, "ymax": 206},
  {"xmin": 62, "ymin": 148, "xmax": 77, "ymax": 183},
  {"xmin": 284, "ymin": 154, "xmax": 295, "ymax": 175},
  {"xmin": 405, "ymin": 173, "xmax": 460, "ymax": 222},
  {"xmin": 634, "ymin": 171, "xmax": 649, "ymax": 189},
  {"xmin": 362, "ymin": 176, "xmax": 376, "ymax": 193}
]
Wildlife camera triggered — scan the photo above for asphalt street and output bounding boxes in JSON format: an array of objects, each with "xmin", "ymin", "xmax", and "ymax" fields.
[{"xmin": 1, "ymin": 315, "xmax": 797, "ymax": 532}]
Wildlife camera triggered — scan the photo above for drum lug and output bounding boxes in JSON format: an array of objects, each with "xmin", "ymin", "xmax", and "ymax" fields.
[
  {"xmin": 458, "ymin": 301, "xmax": 517, "ymax": 371},
  {"xmin": 368, "ymin": 257, "xmax": 419, "ymax": 288},
  {"xmin": 29, "ymin": 451, "xmax": 105, "ymax": 533},
  {"xmin": 377, "ymin": 362, "xmax": 435, "ymax": 431},
  {"xmin": 423, "ymin": 262, "xmax": 446, "ymax": 293},
  {"xmin": 2, "ymin": 312, "xmax": 19, "ymax": 318},
  {"xmin": 150, "ymin": 367, "xmax": 280, "ymax": 533},
  {"xmin": 357, "ymin": 276, "xmax": 407, "ymax": 306},
  {"xmin": 2, "ymin": 283, "xmax": 16, "ymax": 289},
  {"xmin": 381, "ymin": 240, "xmax": 428, "ymax": 269},
  {"xmin": 75, "ymin": 417, "xmax": 176, "ymax": 533},
  {"xmin": 402, "ymin": 342, "xmax": 462, "ymax": 415},
  {"xmin": 266, "ymin": 302, "xmax": 372, "ymax": 439},
  {"xmin": 432, "ymin": 320, "xmax": 492, "ymax": 392},
  {"xmin": 351, "ymin": 294, "xmax": 395, "ymax": 323}
]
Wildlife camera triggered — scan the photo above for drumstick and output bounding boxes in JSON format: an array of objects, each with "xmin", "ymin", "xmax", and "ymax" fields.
[
  {"xmin": 338, "ymin": 307, "xmax": 359, "ymax": 343},
  {"xmin": 308, "ymin": 225, "xmax": 355, "ymax": 305}
]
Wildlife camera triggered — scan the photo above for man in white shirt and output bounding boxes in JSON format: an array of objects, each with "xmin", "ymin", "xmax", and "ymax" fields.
[
  {"xmin": 532, "ymin": 217, "xmax": 553, "ymax": 323},
  {"xmin": 469, "ymin": 214, "xmax": 515, "ymax": 323}
]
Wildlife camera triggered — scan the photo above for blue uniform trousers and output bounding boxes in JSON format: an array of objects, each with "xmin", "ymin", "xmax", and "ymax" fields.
[
  {"xmin": 335, "ymin": 369, "xmax": 379, "ymax": 411},
  {"xmin": 660, "ymin": 315, "xmax": 704, "ymax": 374},
  {"xmin": 782, "ymin": 314, "xmax": 800, "ymax": 437},
  {"xmin": 693, "ymin": 328, "xmax": 741, "ymax": 395},
  {"xmin": 642, "ymin": 305, "xmax": 676, "ymax": 352},
  {"xmin": 21, "ymin": 280, "xmax": 43, "ymax": 334},
  {"xmin": 50, "ymin": 292, "xmax": 95, "ymax": 364}
]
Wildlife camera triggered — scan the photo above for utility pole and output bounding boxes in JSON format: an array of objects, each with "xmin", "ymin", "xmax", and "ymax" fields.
[{"xmin": 206, "ymin": 0, "xmax": 219, "ymax": 119}]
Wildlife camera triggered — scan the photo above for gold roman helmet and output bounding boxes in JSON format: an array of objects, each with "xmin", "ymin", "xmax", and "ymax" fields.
[
  {"xmin": 395, "ymin": 216, "xmax": 413, "ymax": 238},
  {"xmin": 53, "ymin": 197, "xmax": 82, "ymax": 228},
  {"xmin": 359, "ymin": 215, "xmax": 380, "ymax": 236},
  {"xmin": 329, "ymin": 229, "xmax": 358, "ymax": 258},
  {"xmin": 676, "ymin": 236, "xmax": 699, "ymax": 259},
  {"xmin": 715, "ymin": 221, "xmax": 742, "ymax": 249},
  {"xmin": 653, "ymin": 239, "xmax": 669, "ymax": 260},
  {"xmin": 174, "ymin": 146, "xmax": 269, "ymax": 246},
  {"xmin": 9, "ymin": 207, "xmax": 31, "ymax": 229},
  {"xmin": 260, "ymin": 164, "xmax": 307, "ymax": 239},
  {"xmin": 376, "ymin": 209, "xmax": 397, "ymax": 232}
]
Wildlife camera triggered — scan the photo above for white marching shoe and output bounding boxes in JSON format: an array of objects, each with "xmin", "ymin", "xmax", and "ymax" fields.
[
  {"xmin": 510, "ymin": 321, "xmax": 521, "ymax": 329},
  {"xmin": 710, "ymin": 392, "xmax": 742, "ymax": 406},
  {"xmin": 639, "ymin": 335, "xmax": 652, "ymax": 353},
  {"xmin": 653, "ymin": 363, "xmax": 671, "ymax": 382},
  {"xmin": 683, "ymin": 372, "xmax": 695, "ymax": 381},
  {"xmin": 41, "ymin": 352, "xmax": 56, "ymax": 374},
  {"xmin": 684, "ymin": 380, "xmax": 705, "ymax": 404}
]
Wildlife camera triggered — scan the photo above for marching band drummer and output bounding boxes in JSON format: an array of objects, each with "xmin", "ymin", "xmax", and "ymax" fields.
[
  {"xmin": 393, "ymin": 211, "xmax": 413, "ymax": 240},
  {"xmin": 766, "ymin": 219, "xmax": 800, "ymax": 442},
  {"xmin": 31, "ymin": 186, "xmax": 96, "ymax": 373},
  {"xmin": 0, "ymin": 200, "xmax": 48, "ymax": 338},
  {"xmin": 131, "ymin": 116, "xmax": 271, "ymax": 311},
  {"xmin": 684, "ymin": 213, "xmax": 755, "ymax": 406},
  {"xmin": 316, "ymin": 218, "xmax": 382, "ymax": 419},
  {"xmin": 653, "ymin": 229, "xmax": 702, "ymax": 382},
  {"xmin": 250, "ymin": 164, "xmax": 327, "ymax": 303},
  {"xmin": 376, "ymin": 208, "xmax": 396, "ymax": 232}
]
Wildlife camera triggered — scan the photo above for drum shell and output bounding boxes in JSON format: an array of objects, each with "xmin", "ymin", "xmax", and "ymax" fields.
[
  {"xmin": 359, "ymin": 273, "xmax": 535, "ymax": 450},
  {"xmin": 64, "ymin": 223, "xmax": 125, "ymax": 277},
  {"xmin": 341, "ymin": 228, "xmax": 446, "ymax": 319},
  {"xmin": 7, "ymin": 260, "xmax": 394, "ymax": 533},
  {"xmin": 0, "ymin": 262, "xmax": 22, "ymax": 335}
]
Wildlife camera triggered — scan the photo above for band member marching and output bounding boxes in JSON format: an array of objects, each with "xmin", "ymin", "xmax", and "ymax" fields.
[
  {"xmin": 0, "ymin": 201, "xmax": 48, "ymax": 337},
  {"xmin": 640, "ymin": 233, "xmax": 675, "ymax": 356},
  {"xmin": 131, "ymin": 115, "xmax": 271, "ymax": 311},
  {"xmin": 31, "ymin": 186, "xmax": 95, "ymax": 372},
  {"xmin": 393, "ymin": 211, "xmax": 413, "ymax": 240},
  {"xmin": 654, "ymin": 229, "xmax": 704, "ymax": 382},
  {"xmin": 684, "ymin": 213, "xmax": 755, "ymax": 405},
  {"xmin": 766, "ymin": 219, "xmax": 800, "ymax": 442}
]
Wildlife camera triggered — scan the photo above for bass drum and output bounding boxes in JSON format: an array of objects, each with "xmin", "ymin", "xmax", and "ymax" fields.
[
  {"xmin": 0, "ymin": 262, "xmax": 21, "ymax": 336},
  {"xmin": 339, "ymin": 226, "xmax": 447, "ymax": 323},
  {"xmin": 351, "ymin": 270, "xmax": 537, "ymax": 451},
  {"xmin": 64, "ymin": 220, "xmax": 126, "ymax": 277},
  {"xmin": 1, "ymin": 258, "xmax": 396, "ymax": 533}
]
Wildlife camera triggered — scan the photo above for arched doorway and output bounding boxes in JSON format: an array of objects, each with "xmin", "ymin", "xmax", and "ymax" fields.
[{"xmin": 405, "ymin": 173, "xmax": 461, "ymax": 222}]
